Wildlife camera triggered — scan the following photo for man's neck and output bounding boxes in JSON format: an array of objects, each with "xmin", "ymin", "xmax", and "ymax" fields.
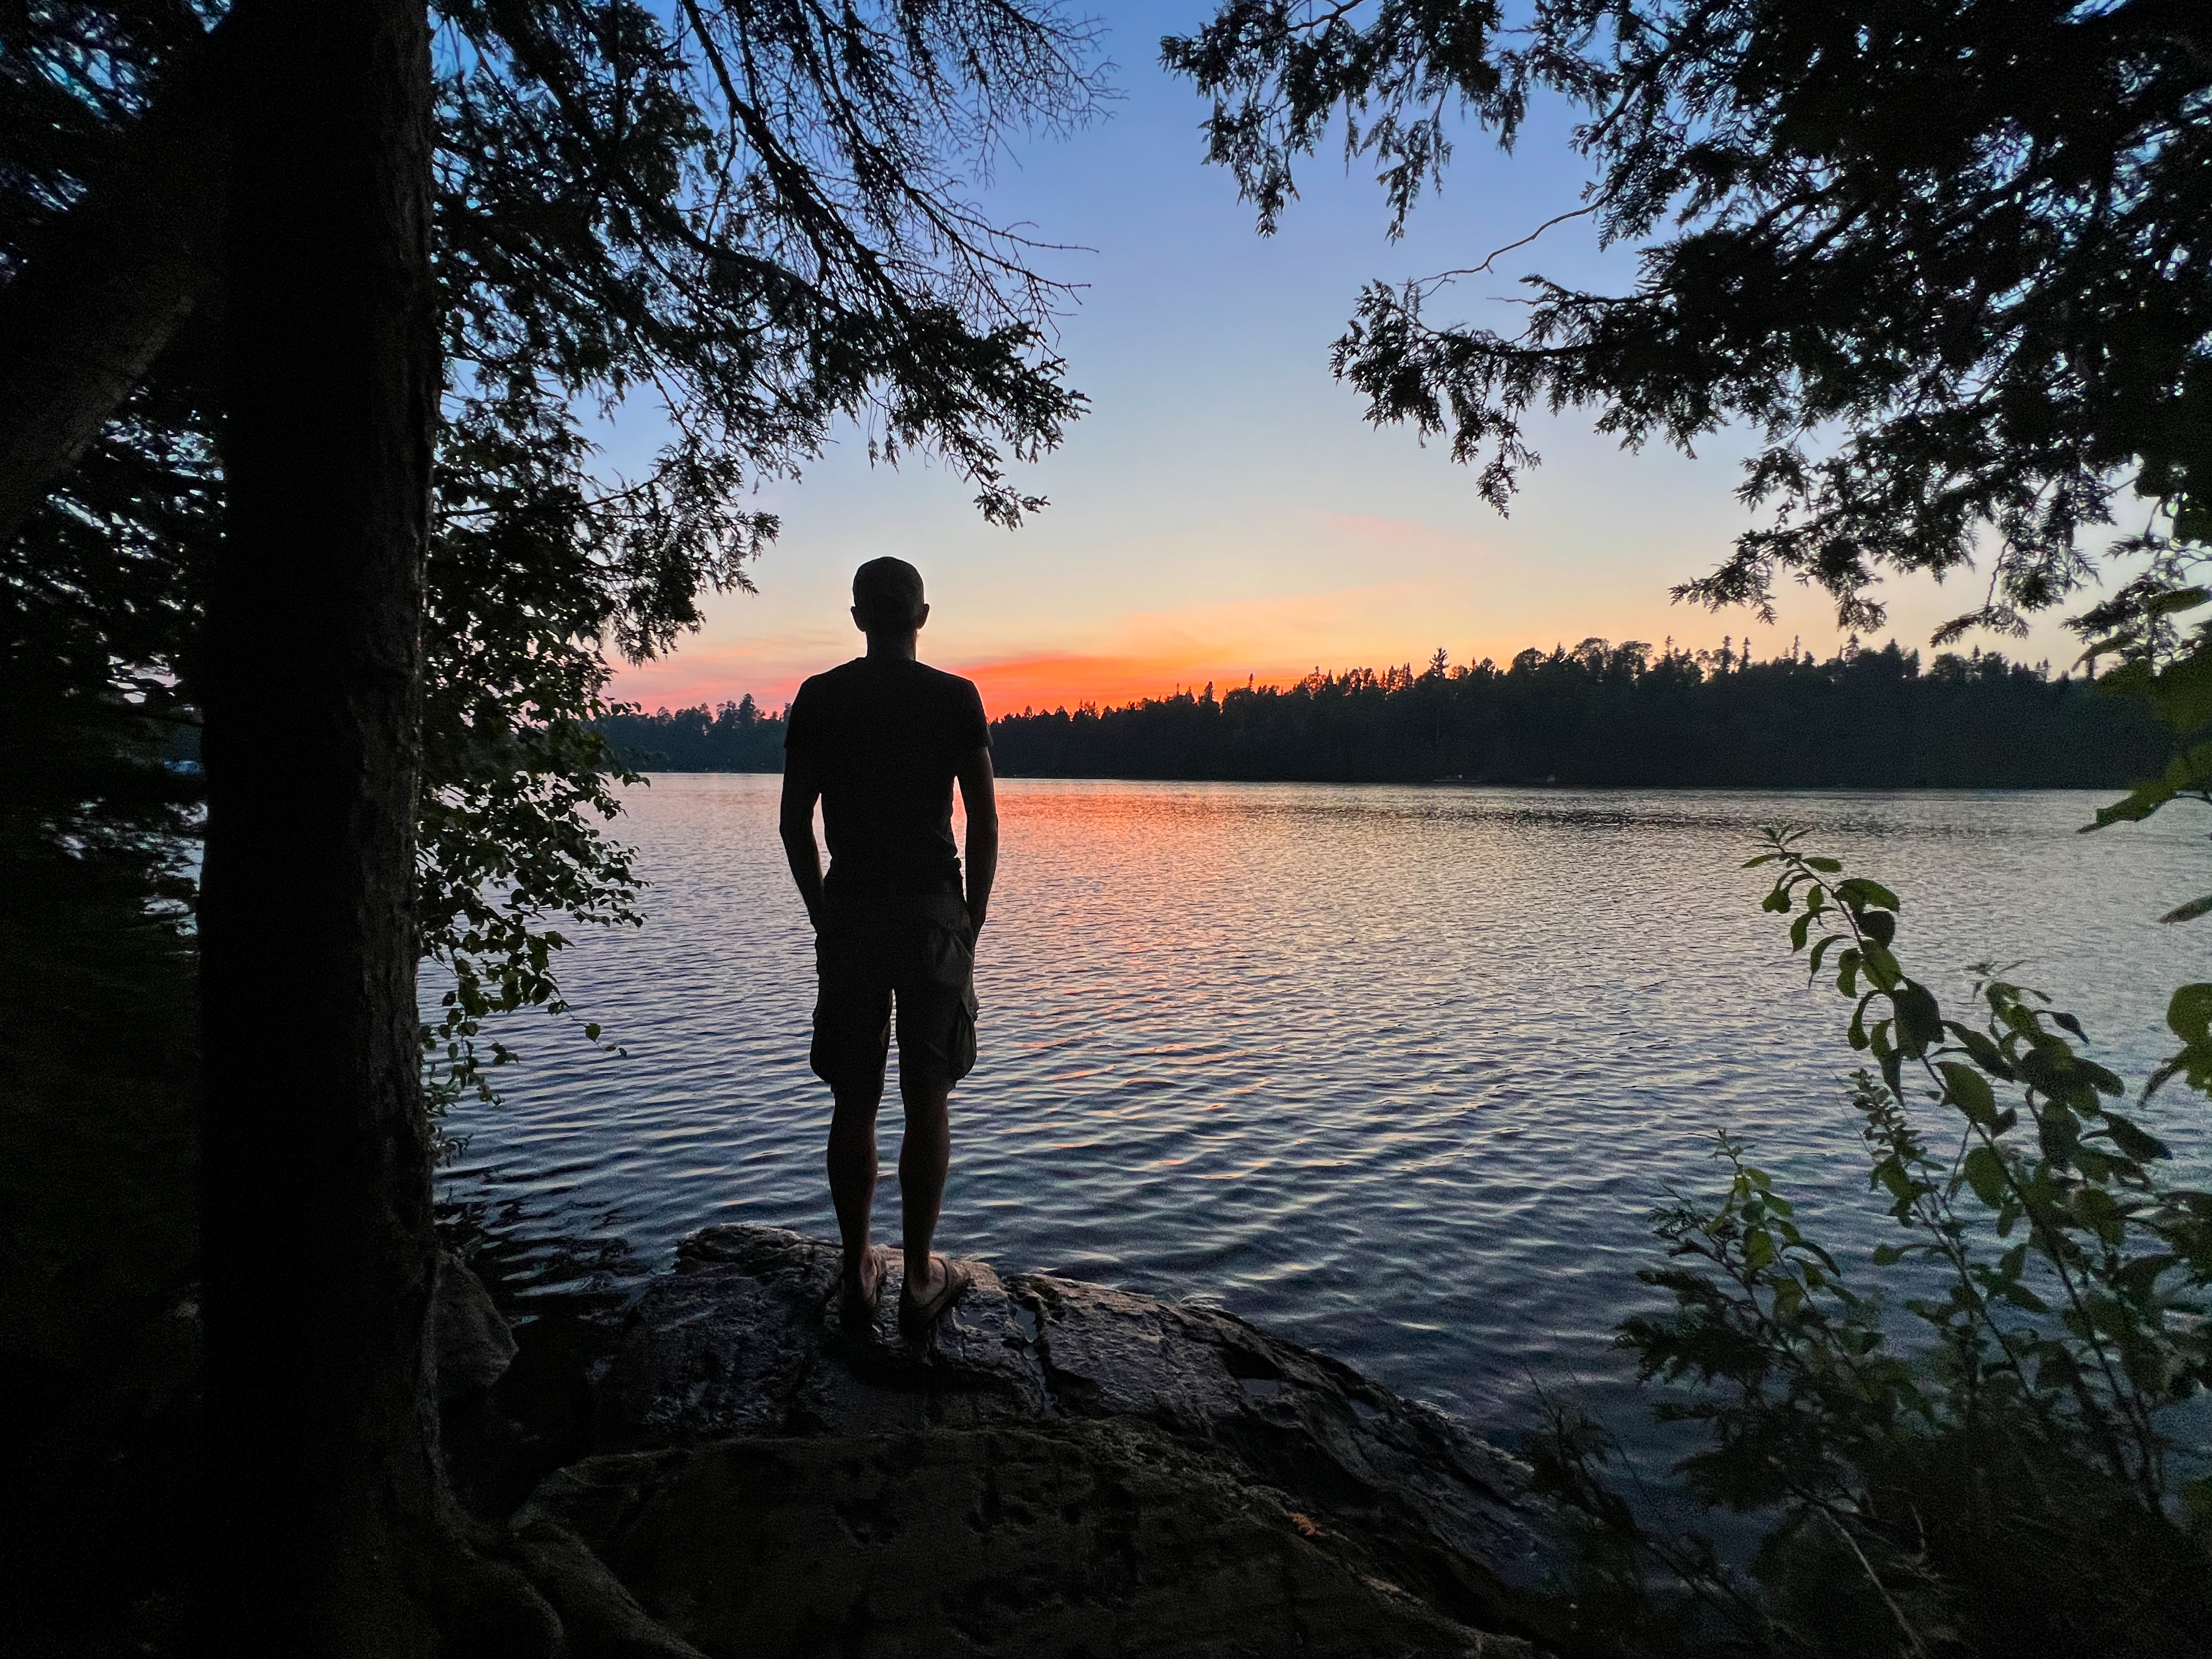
[{"xmin": 864, "ymin": 630, "xmax": 920, "ymax": 663}]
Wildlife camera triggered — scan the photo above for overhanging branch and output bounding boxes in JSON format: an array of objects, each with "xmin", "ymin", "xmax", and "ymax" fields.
[{"xmin": 0, "ymin": 13, "xmax": 233, "ymax": 546}]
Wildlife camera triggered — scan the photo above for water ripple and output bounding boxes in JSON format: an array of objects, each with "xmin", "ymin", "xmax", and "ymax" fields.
[{"xmin": 438, "ymin": 777, "xmax": 2210, "ymax": 1449}]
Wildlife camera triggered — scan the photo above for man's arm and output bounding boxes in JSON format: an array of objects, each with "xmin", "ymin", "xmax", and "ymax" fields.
[
  {"xmin": 779, "ymin": 751, "xmax": 827, "ymax": 927},
  {"xmin": 955, "ymin": 745, "xmax": 998, "ymax": 935}
]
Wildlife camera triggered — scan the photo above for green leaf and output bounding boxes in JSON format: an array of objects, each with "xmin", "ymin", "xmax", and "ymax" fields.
[
  {"xmin": 1804, "ymin": 856, "xmax": 1842, "ymax": 873},
  {"xmin": 1836, "ymin": 877, "xmax": 1900, "ymax": 912},
  {"xmin": 2146, "ymin": 635, "xmax": 2212, "ymax": 732},
  {"xmin": 2077, "ymin": 631, "xmax": 2140, "ymax": 661},
  {"xmin": 2158, "ymin": 893, "xmax": 2212, "ymax": 925},
  {"xmin": 1938, "ymin": 1060, "xmax": 1998, "ymax": 1123},
  {"xmin": 2080, "ymin": 1059, "xmax": 2125, "ymax": 1097},
  {"xmin": 2142, "ymin": 584, "xmax": 2212, "ymax": 619},
  {"xmin": 2035, "ymin": 1347, "xmax": 2082, "ymax": 1391},
  {"xmin": 2175, "ymin": 495, "xmax": 2212, "ymax": 544},
  {"xmin": 2101, "ymin": 1112, "xmax": 2170, "ymax": 1162},
  {"xmin": 2183, "ymin": 1476, "xmax": 2212, "ymax": 1532},
  {"xmin": 2072, "ymin": 1187, "xmax": 2125, "ymax": 1241},
  {"xmin": 2168, "ymin": 984, "xmax": 2212, "ymax": 1046},
  {"xmin": 1962, "ymin": 1145, "xmax": 2009, "ymax": 1207},
  {"xmin": 2115, "ymin": 1253, "xmax": 2179, "ymax": 1297},
  {"xmin": 1893, "ymin": 982, "xmax": 1942, "ymax": 1055},
  {"xmin": 1946, "ymin": 1024, "xmax": 2017, "ymax": 1079},
  {"xmin": 2090, "ymin": 742, "xmax": 2212, "ymax": 831},
  {"xmin": 1861, "ymin": 943, "xmax": 1902, "ymax": 992},
  {"xmin": 2085, "ymin": 776, "xmax": 2178, "ymax": 831}
]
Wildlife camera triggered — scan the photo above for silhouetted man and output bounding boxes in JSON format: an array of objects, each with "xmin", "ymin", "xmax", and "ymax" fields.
[{"xmin": 780, "ymin": 557, "xmax": 998, "ymax": 1333}]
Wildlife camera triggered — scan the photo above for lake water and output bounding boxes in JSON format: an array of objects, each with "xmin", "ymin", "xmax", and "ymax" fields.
[{"xmin": 437, "ymin": 777, "xmax": 2210, "ymax": 1458}]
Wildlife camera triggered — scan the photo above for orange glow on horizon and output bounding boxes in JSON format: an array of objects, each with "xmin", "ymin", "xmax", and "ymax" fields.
[
  {"xmin": 608, "ymin": 648, "xmax": 1294, "ymax": 721},
  {"xmin": 955, "ymin": 652, "xmax": 1303, "ymax": 719},
  {"xmin": 607, "ymin": 611, "xmax": 1871, "ymax": 721},
  {"xmin": 602, "ymin": 575, "xmax": 1491, "ymax": 719}
]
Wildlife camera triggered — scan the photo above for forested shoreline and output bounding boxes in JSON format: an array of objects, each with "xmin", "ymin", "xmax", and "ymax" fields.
[
  {"xmin": 597, "ymin": 695, "xmax": 789, "ymax": 771},
  {"xmin": 993, "ymin": 641, "xmax": 2173, "ymax": 787},
  {"xmin": 605, "ymin": 641, "xmax": 2173, "ymax": 788}
]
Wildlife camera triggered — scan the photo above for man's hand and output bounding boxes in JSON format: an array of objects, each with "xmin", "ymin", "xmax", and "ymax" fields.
[
  {"xmin": 779, "ymin": 752, "xmax": 827, "ymax": 928},
  {"xmin": 955, "ymin": 744, "xmax": 998, "ymax": 940}
]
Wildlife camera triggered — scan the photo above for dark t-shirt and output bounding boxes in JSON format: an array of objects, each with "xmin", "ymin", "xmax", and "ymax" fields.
[{"xmin": 784, "ymin": 656, "xmax": 990, "ymax": 895}]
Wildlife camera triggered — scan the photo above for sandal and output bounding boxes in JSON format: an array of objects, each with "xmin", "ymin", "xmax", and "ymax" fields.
[
  {"xmin": 898, "ymin": 1253, "xmax": 974, "ymax": 1335},
  {"xmin": 840, "ymin": 1245, "xmax": 891, "ymax": 1320}
]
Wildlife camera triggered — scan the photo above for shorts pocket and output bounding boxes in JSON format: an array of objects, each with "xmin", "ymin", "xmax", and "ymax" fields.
[
  {"xmin": 950, "ymin": 980, "xmax": 978, "ymax": 1082},
  {"xmin": 921, "ymin": 919, "xmax": 976, "ymax": 989}
]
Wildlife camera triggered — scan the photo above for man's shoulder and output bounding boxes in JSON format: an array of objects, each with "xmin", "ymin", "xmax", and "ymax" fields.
[
  {"xmin": 797, "ymin": 658, "xmax": 867, "ymax": 693},
  {"xmin": 791, "ymin": 657, "xmax": 980, "ymax": 723},
  {"xmin": 910, "ymin": 660, "xmax": 983, "ymax": 701},
  {"xmin": 789, "ymin": 659, "xmax": 867, "ymax": 710}
]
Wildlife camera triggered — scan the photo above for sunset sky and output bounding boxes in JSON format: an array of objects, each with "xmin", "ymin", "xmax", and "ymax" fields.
[{"xmin": 605, "ymin": 0, "xmax": 2094, "ymax": 720}]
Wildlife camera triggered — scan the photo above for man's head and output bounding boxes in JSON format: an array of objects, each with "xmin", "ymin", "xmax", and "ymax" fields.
[{"xmin": 851, "ymin": 556, "xmax": 929, "ymax": 638}]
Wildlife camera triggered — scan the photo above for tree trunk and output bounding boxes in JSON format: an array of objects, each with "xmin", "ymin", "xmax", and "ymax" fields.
[{"xmin": 197, "ymin": 2, "xmax": 448, "ymax": 1649}]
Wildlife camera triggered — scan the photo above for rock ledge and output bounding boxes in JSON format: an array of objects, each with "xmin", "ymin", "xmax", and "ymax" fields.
[{"xmin": 518, "ymin": 1225, "xmax": 1562, "ymax": 1656}]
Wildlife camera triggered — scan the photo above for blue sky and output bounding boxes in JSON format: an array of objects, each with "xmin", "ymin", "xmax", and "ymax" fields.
[{"xmin": 610, "ymin": 0, "xmax": 2090, "ymax": 716}]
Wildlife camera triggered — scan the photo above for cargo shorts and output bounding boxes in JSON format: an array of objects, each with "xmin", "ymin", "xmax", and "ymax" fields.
[{"xmin": 810, "ymin": 889, "xmax": 979, "ymax": 1095}]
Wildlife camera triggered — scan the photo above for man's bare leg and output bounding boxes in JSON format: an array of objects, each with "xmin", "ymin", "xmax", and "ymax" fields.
[
  {"xmin": 897, "ymin": 1079, "xmax": 952, "ymax": 1300},
  {"xmin": 828, "ymin": 1084, "xmax": 890, "ymax": 1300}
]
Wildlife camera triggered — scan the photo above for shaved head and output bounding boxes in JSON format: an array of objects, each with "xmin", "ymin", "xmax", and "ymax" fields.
[{"xmin": 852, "ymin": 557, "xmax": 926, "ymax": 632}]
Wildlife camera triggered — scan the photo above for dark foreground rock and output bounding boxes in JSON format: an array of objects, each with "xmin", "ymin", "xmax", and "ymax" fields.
[
  {"xmin": 516, "ymin": 1224, "xmax": 1563, "ymax": 1657},
  {"xmin": 436, "ymin": 1248, "xmax": 519, "ymax": 1401},
  {"xmin": 525, "ymin": 1423, "xmax": 1530, "ymax": 1658}
]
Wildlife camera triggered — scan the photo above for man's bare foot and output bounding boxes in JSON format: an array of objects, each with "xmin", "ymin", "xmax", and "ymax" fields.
[
  {"xmin": 904, "ymin": 1251, "xmax": 944, "ymax": 1304},
  {"xmin": 898, "ymin": 1252, "xmax": 974, "ymax": 1335},
  {"xmin": 841, "ymin": 1243, "xmax": 891, "ymax": 1312}
]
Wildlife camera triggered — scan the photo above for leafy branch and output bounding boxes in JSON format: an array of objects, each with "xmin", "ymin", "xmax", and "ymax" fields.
[{"xmin": 1534, "ymin": 829, "xmax": 2212, "ymax": 1653}]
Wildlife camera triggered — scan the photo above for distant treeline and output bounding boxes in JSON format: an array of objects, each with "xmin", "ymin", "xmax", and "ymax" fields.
[
  {"xmin": 598, "ymin": 642, "xmax": 2173, "ymax": 788},
  {"xmin": 598, "ymin": 695, "xmax": 789, "ymax": 771},
  {"xmin": 987, "ymin": 641, "xmax": 2172, "ymax": 788}
]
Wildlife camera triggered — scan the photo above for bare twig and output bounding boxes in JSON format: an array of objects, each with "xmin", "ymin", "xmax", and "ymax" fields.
[{"xmin": 1415, "ymin": 200, "xmax": 1603, "ymax": 293}]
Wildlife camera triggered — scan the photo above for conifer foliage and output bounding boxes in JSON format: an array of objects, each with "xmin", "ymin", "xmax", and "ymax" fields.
[
  {"xmin": 2, "ymin": 0, "xmax": 1103, "ymax": 1096},
  {"xmin": 1163, "ymin": 0, "xmax": 2211, "ymax": 637}
]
